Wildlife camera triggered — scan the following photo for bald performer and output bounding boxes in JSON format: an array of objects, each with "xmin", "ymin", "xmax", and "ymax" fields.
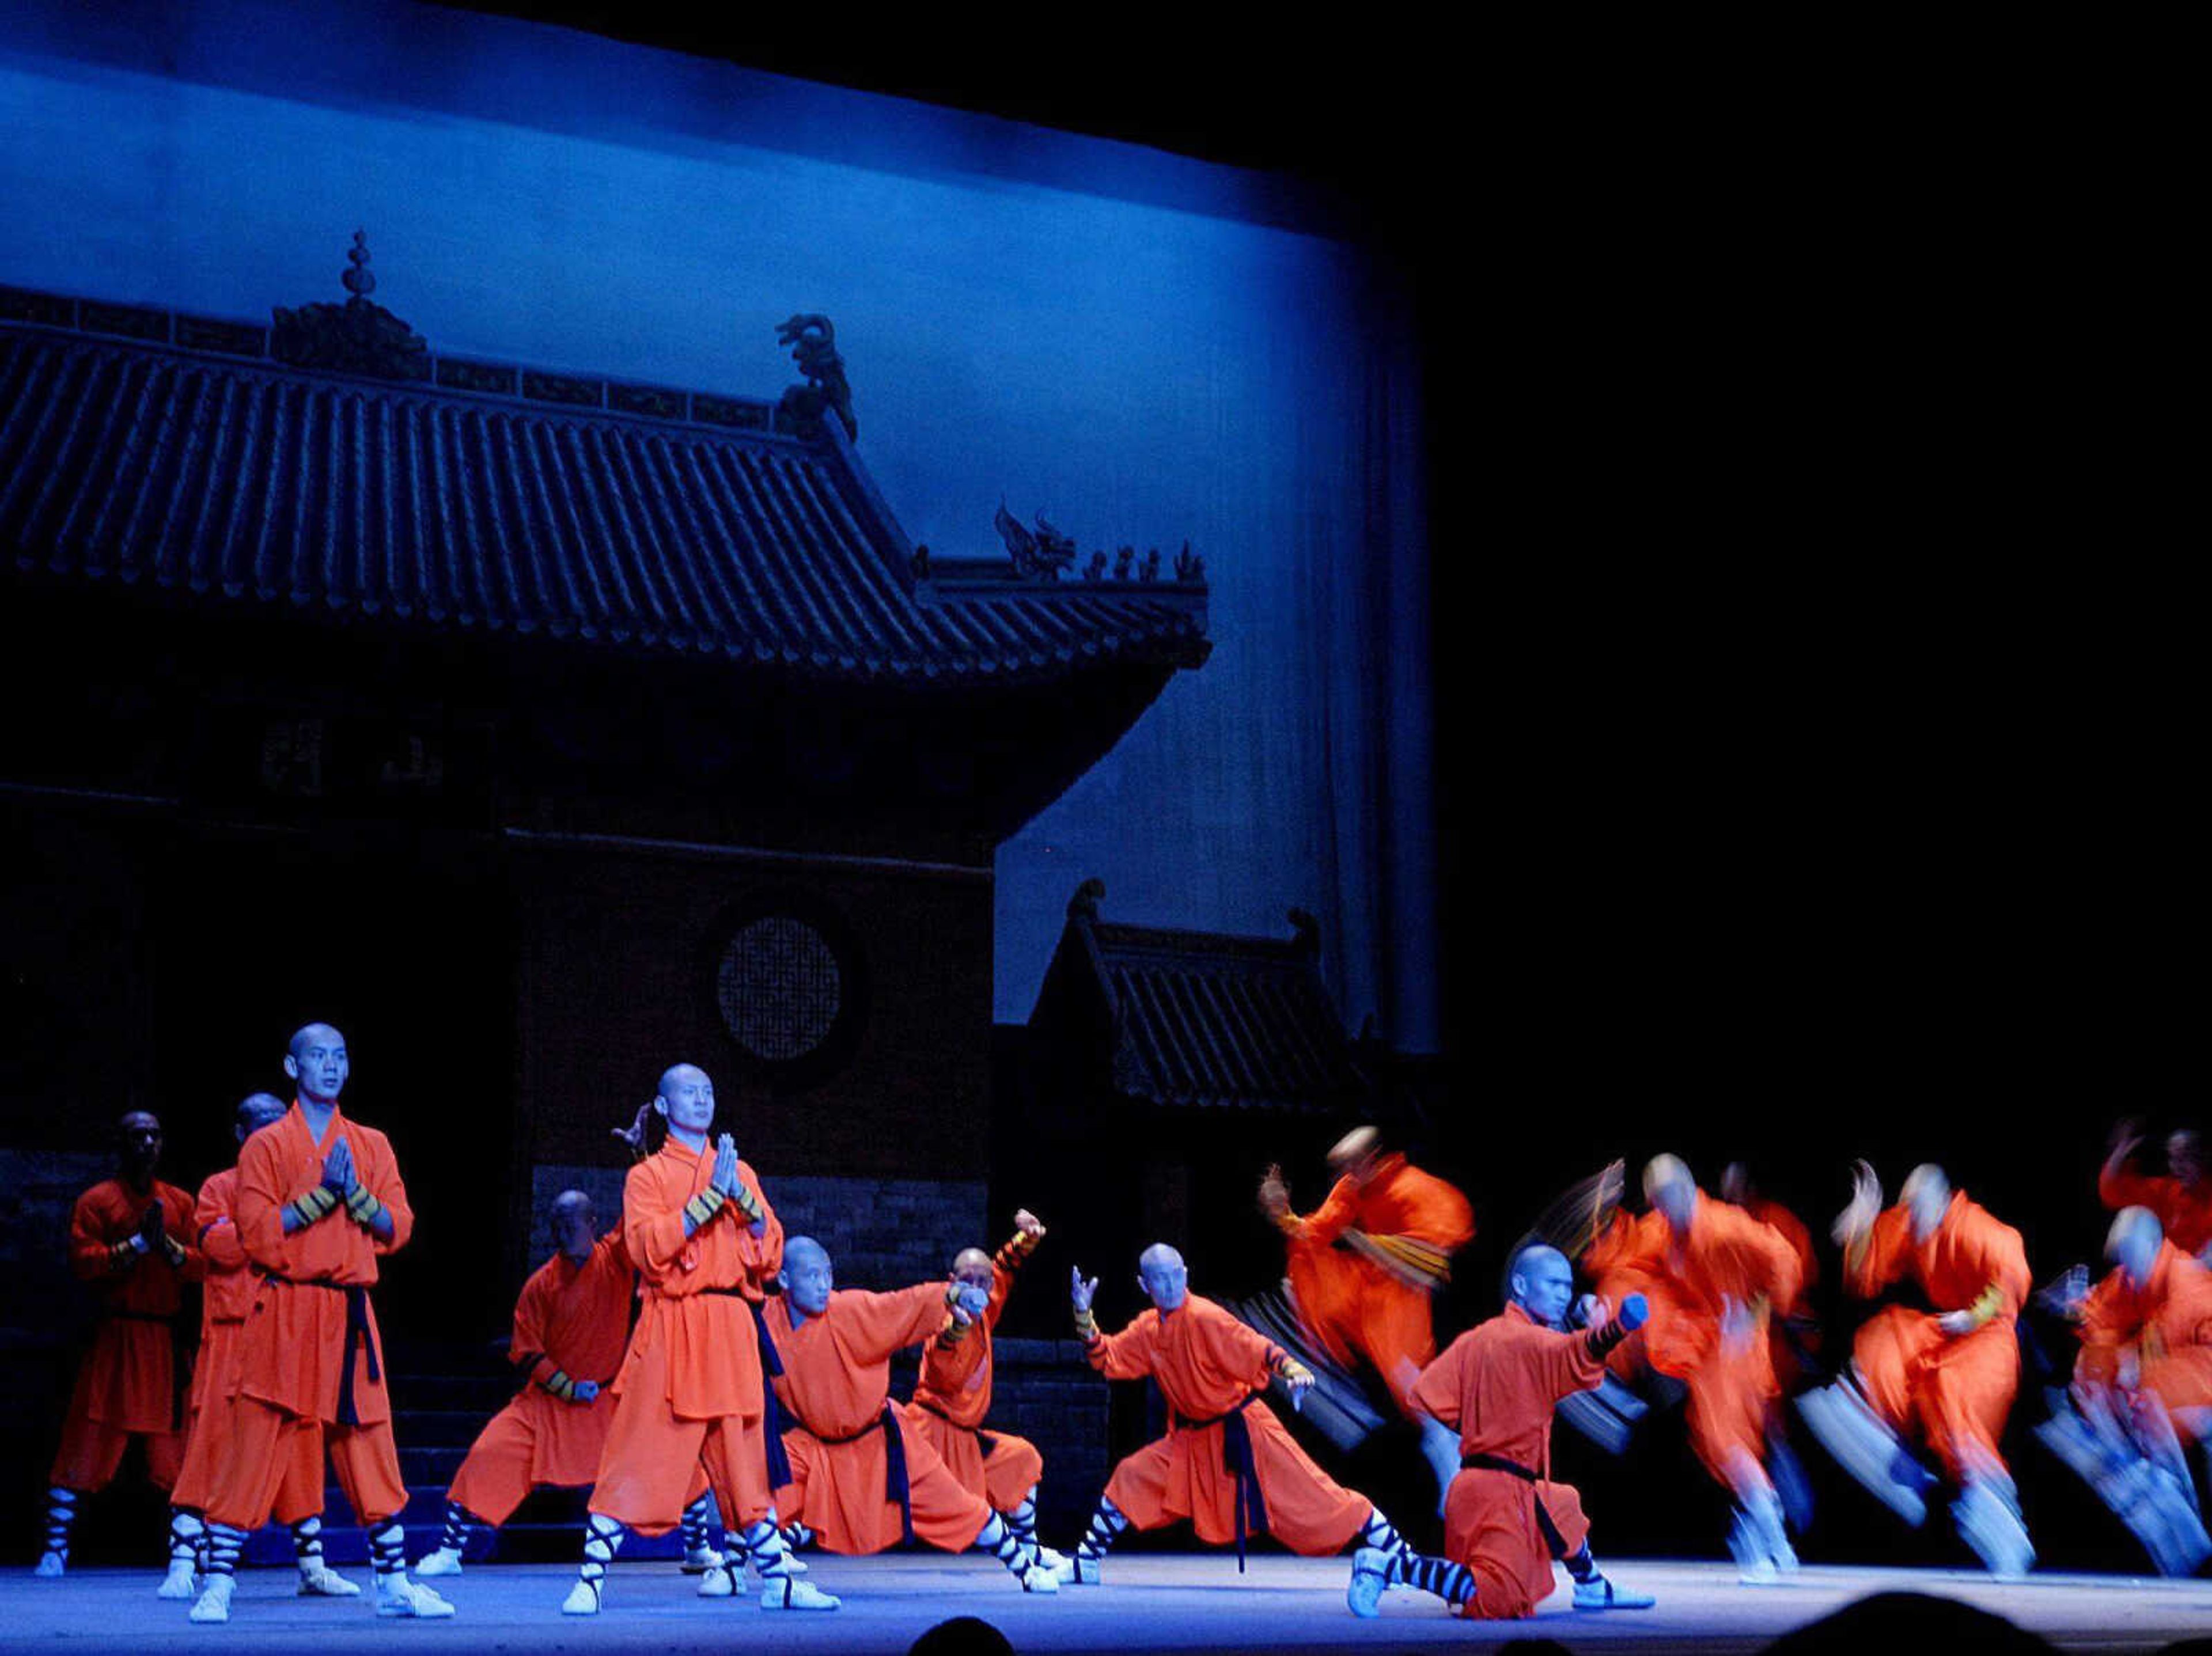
[
  {"xmin": 190, "ymin": 1024, "xmax": 451, "ymax": 1623},
  {"xmin": 761, "ymin": 1237, "xmax": 1060, "ymax": 1594},
  {"xmin": 416, "ymin": 1192, "xmax": 632, "ymax": 1577},
  {"xmin": 1065, "ymin": 1244, "xmax": 1412, "ymax": 1583},
  {"xmin": 900, "ymin": 1210, "xmax": 1066, "ymax": 1573},
  {"xmin": 1798, "ymin": 1162, "xmax": 2035, "ymax": 1577},
  {"xmin": 1349, "ymin": 1245, "xmax": 1654, "ymax": 1621},
  {"xmin": 1260, "ymin": 1128, "xmax": 1475, "ymax": 1428},
  {"xmin": 37, "ymin": 1111, "xmax": 201, "ymax": 1579},
  {"xmin": 563, "ymin": 1064, "xmax": 828, "ymax": 1614},
  {"xmin": 2101, "ymin": 1122, "xmax": 2212, "ymax": 1260},
  {"xmin": 164, "ymin": 1093, "xmax": 354, "ymax": 1602},
  {"xmin": 2036, "ymin": 1207, "xmax": 2212, "ymax": 1574},
  {"xmin": 1584, "ymin": 1154, "xmax": 1802, "ymax": 1582}
]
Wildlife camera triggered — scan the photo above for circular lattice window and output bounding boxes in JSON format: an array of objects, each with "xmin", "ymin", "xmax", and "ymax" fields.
[{"xmin": 715, "ymin": 915, "xmax": 843, "ymax": 1062}]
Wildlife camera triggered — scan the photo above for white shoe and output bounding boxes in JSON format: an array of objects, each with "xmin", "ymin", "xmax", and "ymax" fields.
[
  {"xmin": 375, "ymin": 1575, "xmax": 456, "ymax": 1618},
  {"xmin": 759, "ymin": 1576, "xmax": 840, "ymax": 1610},
  {"xmin": 157, "ymin": 1559, "xmax": 199, "ymax": 1600},
  {"xmin": 188, "ymin": 1577, "xmax": 234, "ymax": 1624},
  {"xmin": 1017, "ymin": 1562, "xmax": 1060, "ymax": 1594},
  {"xmin": 1056, "ymin": 1551, "xmax": 1100, "ymax": 1586},
  {"xmin": 1796, "ymin": 1381, "xmax": 1930, "ymax": 1526},
  {"xmin": 559, "ymin": 1578, "xmax": 601, "ymax": 1616},
  {"xmin": 33, "ymin": 1552, "xmax": 65, "ymax": 1579},
  {"xmin": 1729, "ymin": 1511, "xmax": 1778, "ymax": 1584},
  {"xmin": 696, "ymin": 1563, "xmax": 737, "ymax": 1597},
  {"xmin": 681, "ymin": 1544, "xmax": 724, "ymax": 1574},
  {"xmin": 412, "ymin": 1545, "xmax": 462, "ymax": 1579},
  {"xmin": 1953, "ymin": 1481, "xmax": 2035, "ymax": 1580},
  {"xmin": 298, "ymin": 1562, "xmax": 362, "ymax": 1596},
  {"xmin": 1346, "ymin": 1547, "xmax": 1392, "ymax": 1618},
  {"xmin": 1031, "ymin": 1544, "xmax": 1070, "ymax": 1575},
  {"xmin": 1573, "ymin": 1574, "xmax": 1656, "ymax": 1609}
]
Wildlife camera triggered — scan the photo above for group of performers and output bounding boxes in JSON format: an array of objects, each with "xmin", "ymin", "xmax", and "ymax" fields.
[{"xmin": 30, "ymin": 1024, "xmax": 2212, "ymax": 1628}]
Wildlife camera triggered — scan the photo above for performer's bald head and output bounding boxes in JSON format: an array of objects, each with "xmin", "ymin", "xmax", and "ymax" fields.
[
  {"xmin": 284, "ymin": 1023, "xmax": 349, "ymax": 1105},
  {"xmin": 1507, "ymin": 1242, "xmax": 1577, "ymax": 1327},
  {"xmin": 1902, "ymin": 1163, "xmax": 1951, "ymax": 1241},
  {"xmin": 653, "ymin": 1063, "xmax": 716, "ymax": 1135},
  {"xmin": 1643, "ymin": 1154, "xmax": 1697, "ymax": 1232},
  {"xmin": 234, "ymin": 1092, "xmax": 286, "ymax": 1145},
  {"xmin": 781, "ymin": 1234, "xmax": 834, "ymax": 1314},
  {"xmin": 550, "ymin": 1188, "xmax": 597, "ymax": 1262},
  {"xmin": 2169, "ymin": 1130, "xmax": 2205, "ymax": 1186},
  {"xmin": 950, "ymin": 1246, "xmax": 994, "ymax": 1293},
  {"xmin": 2107, "ymin": 1205, "xmax": 2163, "ymax": 1289},
  {"xmin": 118, "ymin": 1109, "xmax": 162, "ymax": 1180},
  {"xmin": 1137, "ymin": 1242, "xmax": 1188, "ymax": 1311},
  {"xmin": 1327, "ymin": 1126, "xmax": 1383, "ymax": 1182}
]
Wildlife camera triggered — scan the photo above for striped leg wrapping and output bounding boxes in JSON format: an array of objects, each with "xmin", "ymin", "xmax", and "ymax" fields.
[
  {"xmin": 741, "ymin": 1517, "xmax": 795, "ymax": 1581},
  {"xmin": 438, "ymin": 1502, "xmax": 475, "ymax": 1555},
  {"xmin": 1006, "ymin": 1492, "xmax": 1040, "ymax": 1545},
  {"xmin": 44, "ymin": 1488, "xmax": 78, "ymax": 1563},
  {"xmin": 1077, "ymin": 1496, "xmax": 1127, "ymax": 1559},
  {"xmin": 974, "ymin": 1512, "xmax": 1030, "ymax": 1577},
  {"xmin": 203, "ymin": 1523, "xmax": 247, "ymax": 1579},
  {"xmin": 291, "ymin": 1514, "xmax": 327, "ymax": 1565},
  {"xmin": 1400, "ymin": 1551, "xmax": 1475, "ymax": 1606},
  {"xmin": 368, "ymin": 1519, "xmax": 407, "ymax": 1579},
  {"xmin": 169, "ymin": 1509, "xmax": 204, "ymax": 1564},
  {"xmin": 680, "ymin": 1494, "xmax": 715, "ymax": 1553},
  {"xmin": 577, "ymin": 1514, "xmax": 624, "ymax": 1598},
  {"xmin": 1357, "ymin": 1508, "xmax": 1410, "ymax": 1561}
]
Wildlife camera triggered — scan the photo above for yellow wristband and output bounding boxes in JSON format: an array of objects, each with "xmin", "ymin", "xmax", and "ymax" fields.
[
  {"xmin": 732, "ymin": 1183, "xmax": 764, "ymax": 1223},
  {"xmin": 1074, "ymin": 1306, "xmax": 1097, "ymax": 1341},
  {"xmin": 684, "ymin": 1189, "xmax": 726, "ymax": 1228}
]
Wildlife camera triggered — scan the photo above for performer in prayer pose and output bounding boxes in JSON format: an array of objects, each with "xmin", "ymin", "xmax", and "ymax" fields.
[
  {"xmin": 1348, "ymin": 1244, "xmax": 1654, "ymax": 1620},
  {"xmin": 761, "ymin": 1237, "xmax": 1061, "ymax": 1594},
  {"xmin": 190, "ymin": 1025, "xmax": 450, "ymax": 1622},
  {"xmin": 900, "ymin": 1209, "xmax": 1066, "ymax": 1574},
  {"xmin": 417, "ymin": 1191, "xmax": 631, "ymax": 1577},
  {"xmin": 1585, "ymin": 1154, "xmax": 1803, "ymax": 1581},
  {"xmin": 164, "ymin": 1093, "xmax": 355, "ymax": 1601},
  {"xmin": 1064, "ymin": 1244, "xmax": 1412, "ymax": 1583},
  {"xmin": 2036, "ymin": 1206, "xmax": 2212, "ymax": 1574},
  {"xmin": 1796, "ymin": 1161, "xmax": 2035, "ymax": 1577},
  {"xmin": 562, "ymin": 1064, "xmax": 827, "ymax": 1614},
  {"xmin": 38, "ymin": 1111, "xmax": 201, "ymax": 1580},
  {"xmin": 2101, "ymin": 1120, "xmax": 2212, "ymax": 1260}
]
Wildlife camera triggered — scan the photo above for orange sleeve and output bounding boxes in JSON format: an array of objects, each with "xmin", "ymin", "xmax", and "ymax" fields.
[
  {"xmin": 1404, "ymin": 1169, "xmax": 1475, "ymax": 1250},
  {"xmin": 982, "ymin": 1261, "xmax": 1013, "ymax": 1333},
  {"xmin": 1192, "ymin": 1298, "xmax": 1282, "ymax": 1392},
  {"xmin": 843, "ymin": 1283, "xmax": 956, "ymax": 1365},
  {"xmin": 236, "ymin": 1131, "xmax": 289, "ymax": 1274},
  {"xmin": 1971, "ymin": 1207, "xmax": 2031, "ymax": 1316},
  {"xmin": 68, "ymin": 1188, "xmax": 125, "ymax": 1280},
  {"xmin": 622, "ymin": 1158, "xmax": 686, "ymax": 1275},
  {"xmin": 733, "ymin": 1164, "xmax": 783, "ymax": 1289},
  {"xmin": 1409, "ymin": 1336, "xmax": 1467, "ymax": 1427},
  {"xmin": 162, "ymin": 1184, "xmax": 206, "ymax": 1282},
  {"xmin": 1085, "ymin": 1313, "xmax": 1158, "ymax": 1381},
  {"xmin": 361, "ymin": 1128, "xmax": 413, "ymax": 1255},
  {"xmin": 510, "ymin": 1265, "xmax": 560, "ymax": 1388},
  {"xmin": 1844, "ymin": 1206, "xmax": 1911, "ymax": 1299},
  {"xmin": 1732, "ymin": 1207, "xmax": 1802, "ymax": 1313},
  {"xmin": 195, "ymin": 1177, "xmax": 246, "ymax": 1271},
  {"xmin": 1291, "ymin": 1176, "xmax": 1361, "ymax": 1245}
]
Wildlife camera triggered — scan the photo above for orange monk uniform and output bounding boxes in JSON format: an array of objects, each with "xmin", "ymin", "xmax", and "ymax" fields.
[
  {"xmin": 1586, "ymin": 1196, "xmax": 1801, "ymax": 1487},
  {"xmin": 1744, "ymin": 1195, "xmax": 1820, "ymax": 1390},
  {"xmin": 588, "ymin": 1138, "xmax": 783, "ymax": 1536},
  {"xmin": 448, "ymin": 1230, "xmax": 635, "ymax": 1526},
  {"xmin": 1280, "ymin": 1154, "xmax": 1474, "ymax": 1415},
  {"xmin": 1087, "ymin": 1293, "xmax": 1370, "ymax": 1555},
  {"xmin": 50, "ymin": 1177, "xmax": 202, "ymax": 1492},
  {"xmin": 1843, "ymin": 1189, "xmax": 2030, "ymax": 1486},
  {"xmin": 2100, "ymin": 1165, "xmax": 2212, "ymax": 1259},
  {"xmin": 2075, "ymin": 1241, "xmax": 2212, "ymax": 1439},
  {"xmin": 169, "ymin": 1168, "xmax": 321, "ymax": 1519},
  {"xmin": 204, "ymin": 1102, "xmax": 413, "ymax": 1532},
  {"xmin": 1409, "ymin": 1305, "xmax": 1609, "ymax": 1620},
  {"xmin": 765, "ymin": 1283, "xmax": 993, "ymax": 1553},
  {"xmin": 903, "ymin": 1235, "xmax": 1045, "ymax": 1512}
]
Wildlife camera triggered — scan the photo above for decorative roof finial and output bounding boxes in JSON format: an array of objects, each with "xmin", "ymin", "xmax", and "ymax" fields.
[
  {"xmin": 1069, "ymin": 877, "xmax": 1107, "ymax": 921},
  {"xmin": 342, "ymin": 230, "xmax": 376, "ymax": 302},
  {"xmin": 774, "ymin": 314, "xmax": 857, "ymax": 442}
]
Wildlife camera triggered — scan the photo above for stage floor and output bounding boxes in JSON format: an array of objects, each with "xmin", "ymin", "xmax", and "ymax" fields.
[{"xmin": 3, "ymin": 1554, "xmax": 2208, "ymax": 1654}]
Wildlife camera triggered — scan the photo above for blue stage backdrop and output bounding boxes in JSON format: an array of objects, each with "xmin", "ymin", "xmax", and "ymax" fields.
[{"xmin": 0, "ymin": 0, "xmax": 1437, "ymax": 1049}]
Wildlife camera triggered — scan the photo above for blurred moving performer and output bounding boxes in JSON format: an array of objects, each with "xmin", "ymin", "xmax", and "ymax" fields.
[
  {"xmin": 561, "ymin": 1066, "xmax": 823, "ymax": 1614},
  {"xmin": 1347, "ymin": 1245, "xmax": 1654, "ymax": 1621},
  {"xmin": 2101, "ymin": 1120, "xmax": 2212, "ymax": 1260},
  {"xmin": 1259, "ymin": 1130, "xmax": 1474, "ymax": 1431},
  {"xmin": 165, "ymin": 1093, "xmax": 355, "ymax": 1602},
  {"xmin": 901, "ymin": 1209, "xmax": 1066, "ymax": 1574},
  {"xmin": 2036, "ymin": 1207, "xmax": 2212, "ymax": 1574},
  {"xmin": 416, "ymin": 1191, "xmax": 631, "ymax": 1578},
  {"xmin": 1798, "ymin": 1162, "xmax": 2035, "ymax": 1577},
  {"xmin": 1063, "ymin": 1245, "xmax": 1412, "ymax": 1583},
  {"xmin": 1719, "ymin": 1161, "xmax": 1823, "ymax": 1531},
  {"xmin": 1586, "ymin": 1155, "xmax": 1803, "ymax": 1582},
  {"xmin": 191, "ymin": 1025, "xmax": 451, "ymax": 1623},
  {"xmin": 37, "ymin": 1111, "xmax": 202, "ymax": 1580},
  {"xmin": 761, "ymin": 1237, "xmax": 1060, "ymax": 1596}
]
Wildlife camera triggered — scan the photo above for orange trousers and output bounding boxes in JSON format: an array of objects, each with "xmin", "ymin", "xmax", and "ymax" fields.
[
  {"xmin": 1444, "ymin": 1468, "xmax": 1589, "ymax": 1620},
  {"xmin": 1287, "ymin": 1241, "xmax": 1436, "ymax": 1416},
  {"xmin": 1611, "ymin": 1322, "xmax": 1775, "ymax": 1491},
  {"xmin": 1854, "ymin": 1306, "xmax": 2016, "ymax": 1484},
  {"xmin": 205, "ymin": 1398, "xmax": 406, "ymax": 1531},
  {"xmin": 904, "ymin": 1406, "xmax": 1044, "ymax": 1511},
  {"xmin": 1103, "ymin": 1402, "xmax": 1369, "ymax": 1555},
  {"xmin": 50, "ymin": 1414, "xmax": 184, "ymax": 1494}
]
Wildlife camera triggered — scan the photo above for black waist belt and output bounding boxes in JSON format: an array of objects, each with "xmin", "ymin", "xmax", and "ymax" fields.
[
  {"xmin": 1461, "ymin": 1453, "xmax": 1570, "ymax": 1558},
  {"xmin": 265, "ymin": 1275, "xmax": 380, "ymax": 1427},
  {"xmin": 913, "ymin": 1397, "xmax": 1001, "ymax": 1458},
  {"xmin": 1172, "ymin": 1400, "xmax": 1267, "ymax": 1572},
  {"xmin": 791, "ymin": 1400, "xmax": 912, "ymax": 1545},
  {"xmin": 104, "ymin": 1309, "xmax": 187, "ymax": 1430}
]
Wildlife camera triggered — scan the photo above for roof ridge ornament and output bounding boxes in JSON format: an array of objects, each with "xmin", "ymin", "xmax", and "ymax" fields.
[
  {"xmin": 775, "ymin": 313, "xmax": 857, "ymax": 441},
  {"xmin": 1069, "ymin": 877, "xmax": 1107, "ymax": 920},
  {"xmin": 995, "ymin": 501, "xmax": 1076, "ymax": 581},
  {"xmin": 270, "ymin": 230, "xmax": 430, "ymax": 381}
]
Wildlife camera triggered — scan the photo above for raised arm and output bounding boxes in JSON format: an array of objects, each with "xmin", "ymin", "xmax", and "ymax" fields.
[{"xmin": 1073, "ymin": 1267, "xmax": 1156, "ymax": 1382}]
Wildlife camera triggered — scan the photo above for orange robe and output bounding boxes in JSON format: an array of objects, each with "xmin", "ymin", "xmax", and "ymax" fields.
[
  {"xmin": 766, "ymin": 1283, "xmax": 990, "ymax": 1553},
  {"xmin": 1744, "ymin": 1195, "xmax": 1821, "ymax": 1389},
  {"xmin": 169, "ymin": 1168, "xmax": 321, "ymax": 1520},
  {"xmin": 588, "ymin": 1136, "xmax": 783, "ymax": 1536},
  {"xmin": 1410, "ymin": 1305, "xmax": 1608, "ymax": 1620},
  {"xmin": 1587, "ymin": 1195, "xmax": 1800, "ymax": 1487},
  {"xmin": 1843, "ymin": 1189, "xmax": 2029, "ymax": 1484},
  {"xmin": 50, "ymin": 1177, "xmax": 202, "ymax": 1492},
  {"xmin": 1282, "ymin": 1155, "xmax": 1474, "ymax": 1415},
  {"xmin": 904, "ymin": 1246, "xmax": 1046, "ymax": 1511},
  {"xmin": 448, "ymin": 1230, "xmax": 635, "ymax": 1526},
  {"xmin": 205, "ymin": 1101, "xmax": 414, "ymax": 1531},
  {"xmin": 2100, "ymin": 1165, "xmax": 2212, "ymax": 1258},
  {"xmin": 2075, "ymin": 1241, "xmax": 2212, "ymax": 1439},
  {"xmin": 1088, "ymin": 1293, "xmax": 1370, "ymax": 1555}
]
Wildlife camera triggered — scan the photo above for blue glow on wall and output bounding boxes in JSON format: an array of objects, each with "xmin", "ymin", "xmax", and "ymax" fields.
[{"xmin": 0, "ymin": 0, "xmax": 1436, "ymax": 1048}]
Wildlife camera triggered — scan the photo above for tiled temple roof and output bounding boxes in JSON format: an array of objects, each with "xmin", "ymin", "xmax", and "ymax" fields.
[{"xmin": 0, "ymin": 275, "xmax": 1208, "ymax": 684}]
